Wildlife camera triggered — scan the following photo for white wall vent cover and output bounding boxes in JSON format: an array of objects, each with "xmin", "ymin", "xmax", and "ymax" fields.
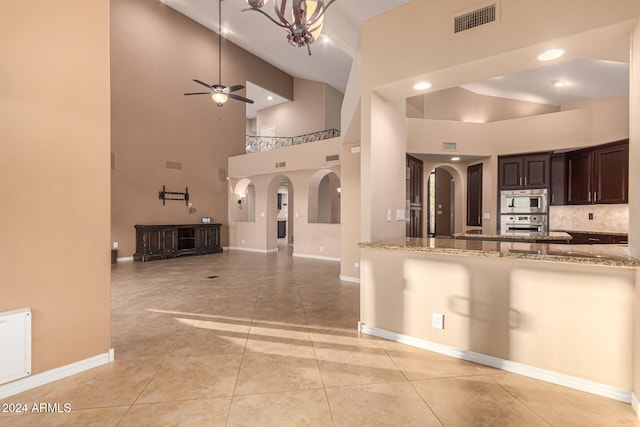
[
  {"xmin": 0, "ymin": 308, "xmax": 32, "ymax": 385},
  {"xmin": 326, "ymin": 154, "xmax": 339, "ymax": 162},
  {"xmin": 453, "ymin": 3, "xmax": 497, "ymax": 33},
  {"xmin": 442, "ymin": 142, "xmax": 458, "ymax": 151}
]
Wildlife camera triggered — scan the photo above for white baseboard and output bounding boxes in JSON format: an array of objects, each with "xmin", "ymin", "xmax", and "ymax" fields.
[
  {"xmin": 116, "ymin": 256, "xmax": 134, "ymax": 262},
  {"xmin": 0, "ymin": 349, "xmax": 115, "ymax": 399},
  {"xmin": 227, "ymin": 247, "xmax": 277, "ymax": 254},
  {"xmin": 293, "ymin": 253, "xmax": 340, "ymax": 262},
  {"xmin": 339, "ymin": 275, "xmax": 361, "ymax": 284},
  {"xmin": 359, "ymin": 323, "xmax": 632, "ymax": 404}
]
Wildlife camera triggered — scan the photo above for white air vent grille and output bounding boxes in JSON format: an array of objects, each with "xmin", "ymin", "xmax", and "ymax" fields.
[
  {"xmin": 454, "ymin": 3, "xmax": 496, "ymax": 33},
  {"xmin": 326, "ymin": 154, "xmax": 339, "ymax": 162},
  {"xmin": 442, "ymin": 142, "xmax": 458, "ymax": 151},
  {"xmin": 275, "ymin": 161, "xmax": 286, "ymax": 168}
]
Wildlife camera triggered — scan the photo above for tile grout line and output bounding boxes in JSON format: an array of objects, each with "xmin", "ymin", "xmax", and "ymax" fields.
[
  {"xmin": 296, "ymin": 272, "xmax": 338, "ymax": 427},
  {"xmin": 224, "ymin": 264, "xmax": 265, "ymax": 426}
]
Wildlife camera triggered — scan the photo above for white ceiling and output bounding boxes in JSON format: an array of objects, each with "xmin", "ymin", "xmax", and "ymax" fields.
[
  {"xmin": 162, "ymin": 0, "xmax": 630, "ymax": 114},
  {"xmin": 161, "ymin": 0, "xmax": 413, "ymax": 93},
  {"xmin": 461, "ymin": 58, "xmax": 629, "ymax": 106}
]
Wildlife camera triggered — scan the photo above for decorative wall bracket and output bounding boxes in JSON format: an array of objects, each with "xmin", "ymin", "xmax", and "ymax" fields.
[{"xmin": 159, "ymin": 186, "xmax": 189, "ymax": 206}]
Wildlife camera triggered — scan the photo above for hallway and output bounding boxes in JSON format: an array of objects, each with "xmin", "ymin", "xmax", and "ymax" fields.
[{"xmin": 1, "ymin": 251, "xmax": 638, "ymax": 426}]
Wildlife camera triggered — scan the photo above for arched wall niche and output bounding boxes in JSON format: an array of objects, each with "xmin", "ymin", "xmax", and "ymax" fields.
[
  {"xmin": 233, "ymin": 178, "xmax": 256, "ymax": 222},
  {"xmin": 308, "ymin": 169, "xmax": 341, "ymax": 224}
]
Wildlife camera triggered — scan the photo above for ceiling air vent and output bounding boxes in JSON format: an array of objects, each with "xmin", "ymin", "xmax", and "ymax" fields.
[
  {"xmin": 326, "ymin": 154, "xmax": 339, "ymax": 162},
  {"xmin": 454, "ymin": 3, "xmax": 496, "ymax": 33},
  {"xmin": 275, "ymin": 161, "xmax": 286, "ymax": 168},
  {"xmin": 442, "ymin": 142, "xmax": 457, "ymax": 151}
]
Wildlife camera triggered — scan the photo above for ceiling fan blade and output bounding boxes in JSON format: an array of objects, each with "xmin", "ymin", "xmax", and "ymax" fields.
[
  {"xmin": 227, "ymin": 84, "xmax": 245, "ymax": 93},
  {"xmin": 228, "ymin": 93, "xmax": 254, "ymax": 104},
  {"xmin": 193, "ymin": 79, "xmax": 213, "ymax": 89},
  {"xmin": 184, "ymin": 92, "xmax": 211, "ymax": 95}
]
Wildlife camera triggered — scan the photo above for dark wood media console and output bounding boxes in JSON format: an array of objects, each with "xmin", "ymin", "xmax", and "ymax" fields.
[{"xmin": 134, "ymin": 223, "xmax": 222, "ymax": 262}]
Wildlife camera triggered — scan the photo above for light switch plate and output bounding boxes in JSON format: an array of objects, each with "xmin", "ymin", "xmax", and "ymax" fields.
[{"xmin": 396, "ymin": 209, "xmax": 405, "ymax": 221}]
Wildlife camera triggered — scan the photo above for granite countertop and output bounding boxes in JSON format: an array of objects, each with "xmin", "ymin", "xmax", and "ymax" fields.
[
  {"xmin": 552, "ymin": 229, "xmax": 628, "ymax": 236},
  {"xmin": 359, "ymin": 237, "xmax": 640, "ymax": 268},
  {"xmin": 454, "ymin": 230, "xmax": 572, "ymax": 241}
]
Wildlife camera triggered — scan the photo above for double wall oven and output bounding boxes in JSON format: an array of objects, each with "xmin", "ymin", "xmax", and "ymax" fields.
[{"xmin": 499, "ymin": 189, "xmax": 548, "ymax": 234}]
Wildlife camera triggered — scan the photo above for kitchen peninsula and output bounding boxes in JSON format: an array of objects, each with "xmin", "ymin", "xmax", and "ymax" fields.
[
  {"xmin": 453, "ymin": 230, "xmax": 572, "ymax": 243},
  {"xmin": 358, "ymin": 236, "xmax": 640, "ymax": 403}
]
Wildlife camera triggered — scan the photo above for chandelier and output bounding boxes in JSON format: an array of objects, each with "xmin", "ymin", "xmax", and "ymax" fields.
[{"xmin": 243, "ymin": 0, "xmax": 337, "ymax": 55}]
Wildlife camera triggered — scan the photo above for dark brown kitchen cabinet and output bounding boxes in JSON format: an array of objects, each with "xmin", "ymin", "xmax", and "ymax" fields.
[
  {"xmin": 134, "ymin": 224, "xmax": 222, "ymax": 261},
  {"xmin": 567, "ymin": 140, "xmax": 628, "ymax": 205},
  {"xmin": 550, "ymin": 153, "xmax": 566, "ymax": 205},
  {"xmin": 466, "ymin": 163, "xmax": 483, "ymax": 226},
  {"xmin": 498, "ymin": 153, "xmax": 550, "ymax": 190},
  {"xmin": 567, "ymin": 232, "xmax": 628, "ymax": 244}
]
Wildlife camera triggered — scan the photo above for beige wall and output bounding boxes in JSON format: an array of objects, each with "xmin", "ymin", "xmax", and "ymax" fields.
[
  {"xmin": 110, "ymin": 0, "xmax": 294, "ymax": 258},
  {"xmin": 228, "ymin": 139, "xmax": 342, "ymax": 259},
  {"xmin": 340, "ymin": 144, "xmax": 361, "ymax": 281},
  {"xmin": 256, "ymin": 78, "xmax": 344, "ymax": 137},
  {"xmin": 631, "ymin": 9, "xmax": 640, "ymax": 259},
  {"xmin": 0, "ymin": 0, "xmax": 111, "ymax": 375},
  {"xmin": 361, "ymin": 248, "xmax": 635, "ymax": 390},
  {"xmin": 364, "ymin": 95, "xmax": 407, "ymax": 241}
]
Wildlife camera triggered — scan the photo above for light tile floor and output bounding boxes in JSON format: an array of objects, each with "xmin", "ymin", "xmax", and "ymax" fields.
[{"xmin": 2, "ymin": 249, "xmax": 640, "ymax": 426}]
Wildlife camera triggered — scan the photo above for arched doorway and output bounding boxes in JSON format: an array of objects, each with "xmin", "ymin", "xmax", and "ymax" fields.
[
  {"xmin": 427, "ymin": 167, "xmax": 456, "ymax": 237},
  {"xmin": 266, "ymin": 175, "xmax": 294, "ymax": 253}
]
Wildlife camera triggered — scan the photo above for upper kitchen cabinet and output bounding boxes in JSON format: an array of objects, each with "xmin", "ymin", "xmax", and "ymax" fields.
[
  {"xmin": 498, "ymin": 153, "xmax": 551, "ymax": 190},
  {"xmin": 550, "ymin": 153, "xmax": 566, "ymax": 205},
  {"xmin": 567, "ymin": 140, "xmax": 628, "ymax": 205}
]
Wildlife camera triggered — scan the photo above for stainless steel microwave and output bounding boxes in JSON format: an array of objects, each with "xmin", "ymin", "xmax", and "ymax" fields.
[{"xmin": 500, "ymin": 189, "xmax": 548, "ymax": 214}]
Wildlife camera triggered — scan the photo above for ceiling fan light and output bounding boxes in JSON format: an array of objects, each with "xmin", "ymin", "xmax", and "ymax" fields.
[{"xmin": 212, "ymin": 92, "xmax": 228, "ymax": 106}]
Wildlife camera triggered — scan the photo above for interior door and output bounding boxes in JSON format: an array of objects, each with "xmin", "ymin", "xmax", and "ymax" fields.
[
  {"xmin": 435, "ymin": 168, "xmax": 454, "ymax": 237},
  {"xmin": 406, "ymin": 155, "xmax": 423, "ymax": 237}
]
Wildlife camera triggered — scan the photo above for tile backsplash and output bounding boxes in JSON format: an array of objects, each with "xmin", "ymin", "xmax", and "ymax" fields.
[{"xmin": 549, "ymin": 204, "xmax": 628, "ymax": 233}]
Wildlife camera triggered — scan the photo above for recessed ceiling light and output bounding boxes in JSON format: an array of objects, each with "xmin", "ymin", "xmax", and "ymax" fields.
[
  {"xmin": 451, "ymin": 157, "xmax": 461, "ymax": 161},
  {"xmin": 267, "ymin": 95, "xmax": 273, "ymax": 101},
  {"xmin": 538, "ymin": 49, "xmax": 564, "ymax": 61},
  {"xmin": 553, "ymin": 80, "xmax": 566, "ymax": 88},
  {"xmin": 413, "ymin": 82, "xmax": 432, "ymax": 91}
]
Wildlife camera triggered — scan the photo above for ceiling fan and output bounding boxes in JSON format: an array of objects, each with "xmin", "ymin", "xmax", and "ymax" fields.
[{"xmin": 184, "ymin": 0, "xmax": 254, "ymax": 107}]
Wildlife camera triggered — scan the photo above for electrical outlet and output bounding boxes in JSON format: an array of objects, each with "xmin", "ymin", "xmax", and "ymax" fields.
[
  {"xmin": 354, "ymin": 262, "xmax": 360, "ymax": 273},
  {"xmin": 387, "ymin": 209, "xmax": 392, "ymax": 222},
  {"xmin": 320, "ymin": 245, "xmax": 324, "ymax": 252},
  {"xmin": 432, "ymin": 313, "xmax": 444, "ymax": 329},
  {"xmin": 112, "ymin": 242, "xmax": 118, "ymax": 249},
  {"xmin": 588, "ymin": 213, "xmax": 594, "ymax": 220}
]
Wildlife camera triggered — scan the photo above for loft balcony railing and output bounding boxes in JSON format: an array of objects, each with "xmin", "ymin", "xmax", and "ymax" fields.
[{"xmin": 246, "ymin": 129, "xmax": 340, "ymax": 153}]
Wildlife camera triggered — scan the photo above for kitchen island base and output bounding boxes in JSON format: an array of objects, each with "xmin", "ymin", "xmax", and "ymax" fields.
[{"xmin": 359, "ymin": 240, "xmax": 639, "ymax": 403}]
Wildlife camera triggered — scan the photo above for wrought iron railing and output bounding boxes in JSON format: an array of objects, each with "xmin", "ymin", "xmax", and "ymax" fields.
[{"xmin": 245, "ymin": 129, "xmax": 340, "ymax": 153}]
